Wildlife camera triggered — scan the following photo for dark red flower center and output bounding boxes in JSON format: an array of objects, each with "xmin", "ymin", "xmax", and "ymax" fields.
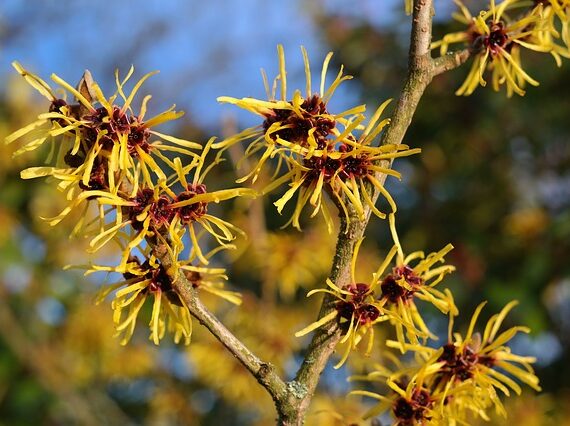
[
  {"xmin": 128, "ymin": 184, "xmax": 210, "ymax": 231},
  {"xmin": 393, "ymin": 388, "xmax": 433, "ymax": 425},
  {"xmin": 82, "ymin": 106, "xmax": 151, "ymax": 155},
  {"xmin": 262, "ymin": 94, "xmax": 335, "ymax": 146},
  {"xmin": 335, "ymin": 283, "xmax": 380, "ymax": 326},
  {"xmin": 122, "ymin": 256, "xmax": 183, "ymax": 306},
  {"xmin": 128, "ymin": 189, "xmax": 174, "ymax": 231},
  {"xmin": 486, "ymin": 22, "xmax": 509, "ymax": 54},
  {"xmin": 380, "ymin": 265, "xmax": 423, "ymax": 305},
  {"xmin": 175, "ymin": 183, "xmax": 208, "ymax": 224},
  {"xmin": 472, "ymin": 21, "xmax": 511, "ymax": 56},
  {"xmin": 437, "ymin": 343, "xmax": 496, "ymax": 382}
]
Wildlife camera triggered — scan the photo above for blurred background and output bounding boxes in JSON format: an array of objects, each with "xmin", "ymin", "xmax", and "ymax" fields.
[{"xmin": 1, "ymin": 0, "xmax": 569, "ymax": 424}]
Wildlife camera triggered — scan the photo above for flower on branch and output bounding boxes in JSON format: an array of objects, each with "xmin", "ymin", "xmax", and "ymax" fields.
[
  {"xmin": 265, "ymin": 101, "xmax": 420, "ymax": 231},
  {"xmin": 373, "ymin": 301, "xmax": 542, "ymax": 423},
  {"xmin": 379, "ymin": 214, "xmax": 458, "ymax": 351},
  {"xmin": 83, "ymin": 248, "xmax": 241, "ymax": 345},
  {"xmin": 215, "ymin": 44, "xmax": 365, "ymax": 183},
  {"xmin": 83, "ymin": 141, "xmax": 255, "ymax": 272},
  {"xmin": 6, "ymin": 63, "xmax": 202, "ymax": 225},
  {"xmin": 351, "ymin": 352, "xmax": 446, "ymax": 424},
  {"xmin": 295, "ymin": 239, "xmax": 400, "ymax": 368},
  {"xmin": 215, "ymin": 46, "xmax": 418, "ymax": 231},
  {"xmin": 90, "ymin": 254, "xmax": 193, "ymax": 346},
  {"xmin": 432, "ymin": 0, "xmax": 562, "ymax": 96}
]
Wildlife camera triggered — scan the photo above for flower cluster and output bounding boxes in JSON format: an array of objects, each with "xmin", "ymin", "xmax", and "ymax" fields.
[
  {"xmin": 216, "ymin": 46, "xmax": 419, "ymax": 231},
  {"xmin": 295, "ymin": 215, "xmax": 457, "ymax": 367},
  {"xmin": 294, "ymin": 210, "xmax": 539, "ymax": 423},
  {"xmin": 380, "ymin": 215, "xmax": 458, "ymax": 351},
  {"xmin": 353, "ymin": 302, "xmax": 541, "ymax": 425},
  {"xmin": 295, "ymin": 238, "xmax": 395, "ymax": 368},
  {"xmin": 7, "ymin": 64, "xmax": 252, "ymax": 344},
  {"xmin": 87, "ymin": 247, "xmax": 240, "ymax": 345},
  {"xmin": 432, "ymin": 0, "xmax": 570, "ymax": 96}
]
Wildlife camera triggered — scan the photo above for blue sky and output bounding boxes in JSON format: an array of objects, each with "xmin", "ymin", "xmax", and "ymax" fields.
[{"xmin": 1, "ymin": 0, "xmax": 404, "ymax": 130}]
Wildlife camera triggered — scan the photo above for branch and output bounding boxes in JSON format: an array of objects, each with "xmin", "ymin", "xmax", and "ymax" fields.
[
  {"xmin": 409, "ymin": 0, "xmax": 434, "ymax": 65},
  {"xmin": 432, "ymin": 49, "xmax": 471, "ymax": 77},
  {"xmin": 381, "ymin": 0, "xmax": 434, "ymax": 148},
  {"xmin": 282, "ymin": 213, "xmax": 367, "ymax": 424},
  {"xmin": 152, "ymin": 243, "xmax": 289, "ymax": 406},
  {"xmin": 280, "ymin": 1, "xmax": 442, "ymax": 424}
]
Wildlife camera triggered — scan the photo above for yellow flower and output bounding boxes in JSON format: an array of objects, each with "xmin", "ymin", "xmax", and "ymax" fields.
[
  {"xmin": 215, "ymin": 47, "xmax": 419, "ymax": 231},
  {"xmin": 6, "ymin": 63, "xmax": 202, "ymax": 226},
  {"xmin": 440, "ymin": 302, "xmax": 541, "ymax": 410},
  {"xmin": 379, "ymin": 214, "xmax": 457, "ymax": 350},
  {"xmin": 87, "ymin": 250, "xmax": 241, "ymax": 346},
  {"xmin": 264, "ymin": 101, "xmax": 420, "ymax": 232},
  {"xmin": 295, "ymin": 239, "xmax": 400, "ymax": 368},
  {"xmin": 351, "ymin": 351, "xmax": 447, "ymax": 424},
  {"xmin": 91, "ymin": 254, "xmax": 193, "ymax": 346},
  {"xmin": 433, "ymin": 0, "xmax": 555, "ymax": 96},
  {"xmin": 166, "ymin": 139, "xmax": 257, "ymax": 264},
  {"xmin": 8, "ymin": 63, "xmax": 201, "ymax": 184},
  {"xmin": 385, "ymin": 301, "xmax": 541, "ymax": 422},
  {"xmin": 84, "ymin": 140, "xmax": 255, "ymax": 272},
  {"xmin": 75, "ymin": 66, "xmax": 202, "ymax": 190},
  {"xmin": 531, "ymin": 0, "xmax": 570, "ymax": 65},
  {"xmin": 214, "ymin": 44, "xmax": 366, "ymax": 183}
]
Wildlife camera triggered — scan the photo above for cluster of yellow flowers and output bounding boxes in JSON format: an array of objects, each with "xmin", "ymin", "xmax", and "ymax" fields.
[
  {"xmin": 291, "ymin": 215, "xmax": 540, "ymax": 424},
  {"xmin": 6, "ymin": 64, "xmax": 251, "ymax": 344},
  {"xmin": 351, "ymin": 301, "xmax": 541, "ymax": 424},
  {"xmin": 294, "ymin": 217, "xmax": 457, "ymax": 370},
  {"xmin": 433, "ymin": 0, "xmax": 570, "ymax": 96},
  {"xmin": 6, "ymin": 35, "xmax": 542, "ymax": 425},
  {"xmin": 290, "ymin": 214, "xmax": 540, "ymax": 424},
  {"xmin": 216, "ymin": 46, "xmax": 419, "ymax": 232}
]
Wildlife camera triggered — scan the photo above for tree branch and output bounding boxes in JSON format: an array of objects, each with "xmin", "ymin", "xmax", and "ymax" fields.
[
  {"xmin": 277, "ymin": 1, "xmax": 441, "ymax": 425},
  {"xmin": 409, "ymin": 0, "xmax": 434, "ymax": 65},
  {"xmin": 152, "ymin": 243, "xmax": 289, "ymax": 408},
  {"xmin": 432, "ymin": 48, "xmax": 471, "ymax": 77},
  {"xmin": 382, "ymin": 0, "xmax": 434, "ymax": 148}
]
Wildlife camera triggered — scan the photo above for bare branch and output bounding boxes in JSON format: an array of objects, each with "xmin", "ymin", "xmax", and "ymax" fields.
[
  {"xmin": 432, "ymin": 49, "xmax": 471, "ymax": 77},
  {"xmin": 409, "ymin": 0, "xmax": 434, "ymax": 67},
  {"xmin": 382, "ymin": 0, "xmax": 434, "ymax": 149}
]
